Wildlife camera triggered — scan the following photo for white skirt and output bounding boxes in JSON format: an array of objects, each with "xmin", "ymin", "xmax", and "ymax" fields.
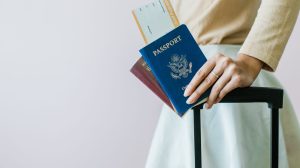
[{"xmin": 145, "ymin": 44, "xmax": 300, "ymax": 168}]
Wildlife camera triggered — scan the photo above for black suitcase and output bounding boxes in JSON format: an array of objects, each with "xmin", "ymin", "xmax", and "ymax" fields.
[{"xmin": 192, "ymin": 87, "xmax": 283, "ymax": 168}]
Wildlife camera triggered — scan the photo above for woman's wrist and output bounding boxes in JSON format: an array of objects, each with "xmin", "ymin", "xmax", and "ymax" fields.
[{"xmin": 236, "ymin": 53, "xmax": 263, "ymax": 77}]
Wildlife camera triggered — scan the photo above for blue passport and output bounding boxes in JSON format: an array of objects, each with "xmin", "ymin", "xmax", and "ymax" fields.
[{"xmin": 139, "ymin": 24, "xmax": 210, "ymax": 116}]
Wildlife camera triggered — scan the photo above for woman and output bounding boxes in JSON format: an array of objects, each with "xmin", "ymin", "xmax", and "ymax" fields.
[{"xmin": 145, "ymin": 0, "xmax": 300, "ymax": 167}]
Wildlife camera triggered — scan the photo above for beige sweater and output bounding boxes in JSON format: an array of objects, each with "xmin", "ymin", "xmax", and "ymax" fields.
[{"xmin": 170, "ymin": 0, "xmax": 300, "ymax": 71}]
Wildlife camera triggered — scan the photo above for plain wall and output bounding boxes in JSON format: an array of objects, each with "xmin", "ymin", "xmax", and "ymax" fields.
[{"xmin": 0, "ymin": 0, "xmax": 299, "ymax": 168}]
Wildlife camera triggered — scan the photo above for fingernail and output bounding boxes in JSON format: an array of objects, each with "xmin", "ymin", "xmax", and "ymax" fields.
[
  {"xmin": 184, "ymin": 91, "xmax": 189, "ymax": 97},
  {"xmin": 183, "ymin": 87, "xmax": 189, "ymax": 97},
  {"xmin": 186, "ymin": 98, "xmax": 192, "ymax": 104},
  {"xmin": 205, "ymin": 103, "xmax": 211, "ymax": 109},
  {"xmin": 204, "ymin": 103, "xmax": 209, "ymax": 109}
]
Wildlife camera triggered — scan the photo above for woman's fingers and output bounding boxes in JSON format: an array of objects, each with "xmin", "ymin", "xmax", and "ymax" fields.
[
  {"xmin": 187, "ymin": 55, "xmax": 233, "ymax": 104},
  {"xmin": 206, "ymin": 70, "xmax": 232, "ymax": 108},
  {"xmin": 207, "ymin": 63, "xmax": 243, "ymax": 108},
  {"xmin": 215, "ymin": 76, "xmax": 240, "ymax": 104},
  {"xmin": 183, "ymin": 58, "xmax": 215, "ymax": 97},
  {"xmin": 186, "ymin": 58, "xmax": 227, "ymax": 104},
  {"xmin": 186, "ymin": 73, "xmax": 214, "ymax": 104}
]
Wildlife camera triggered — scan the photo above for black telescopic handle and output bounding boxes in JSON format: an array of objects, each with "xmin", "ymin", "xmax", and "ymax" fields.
[{"xmin": 193, "ymin": 87, "xmax": 283, "ymax": 110}]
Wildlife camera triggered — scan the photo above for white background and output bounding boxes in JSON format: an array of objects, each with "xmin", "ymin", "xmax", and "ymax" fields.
[{"xmin": 0, "ymin": 0, "xmax": 299, "ymax": 168}]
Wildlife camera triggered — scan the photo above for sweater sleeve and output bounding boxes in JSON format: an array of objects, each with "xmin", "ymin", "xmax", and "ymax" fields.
[{"xmin": 238, "ymin": 0, "xmax": 300, "ymax": 71}]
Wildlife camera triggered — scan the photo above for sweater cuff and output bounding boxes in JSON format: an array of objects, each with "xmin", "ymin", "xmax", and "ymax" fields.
[{"xmin": 238, "ymin": 45, "xmax": 279, "ymax": 72}]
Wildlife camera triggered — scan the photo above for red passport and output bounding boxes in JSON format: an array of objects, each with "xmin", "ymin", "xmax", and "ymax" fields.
[{"xmin": 130, "ymin": 58, "xmax": 174, "ymax": 110}]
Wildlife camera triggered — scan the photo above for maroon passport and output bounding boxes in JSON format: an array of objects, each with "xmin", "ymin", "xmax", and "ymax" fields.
[{"xmin": 130, "ymin": 57, "xmax": 174, "ymax": 110}]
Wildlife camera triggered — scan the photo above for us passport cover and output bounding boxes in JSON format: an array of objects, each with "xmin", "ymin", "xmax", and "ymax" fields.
[{"xmin": 139, "ymin": 24, "xmax": 209, "ymax": 116}]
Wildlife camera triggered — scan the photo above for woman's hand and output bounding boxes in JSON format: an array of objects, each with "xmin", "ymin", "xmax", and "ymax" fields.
[{"xmin": 183, "ymin": 53, "xmax": 264, "ymax": 109}]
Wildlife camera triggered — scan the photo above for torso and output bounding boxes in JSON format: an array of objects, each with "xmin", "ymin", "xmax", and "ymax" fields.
[{"xmin": 170, "ymin": 0, "xmax": 261, "ymax": 44}]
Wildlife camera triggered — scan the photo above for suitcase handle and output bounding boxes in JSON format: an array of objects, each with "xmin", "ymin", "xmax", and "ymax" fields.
[{"xmin": 192, "ymin": 87, "xmax": 283, "ymax": 168}]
